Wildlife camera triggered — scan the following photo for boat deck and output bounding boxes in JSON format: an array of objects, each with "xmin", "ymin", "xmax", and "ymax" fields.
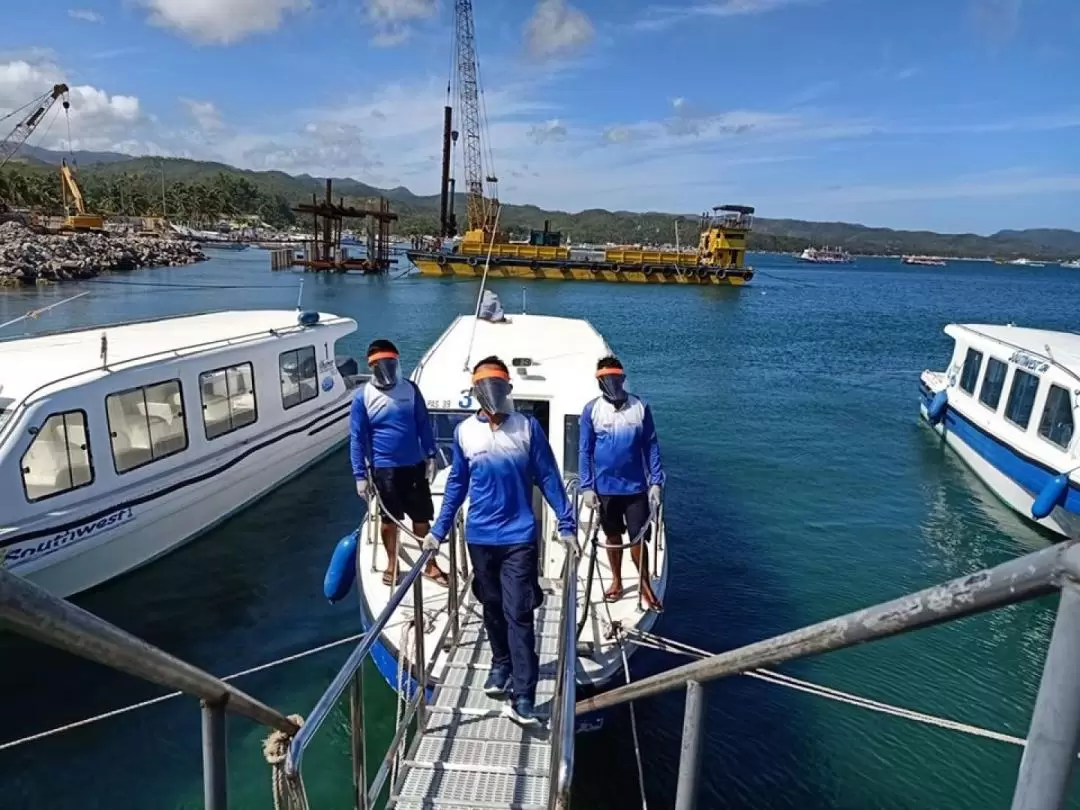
[{"xmin": 390, "ymin": 581, "xmax": 563, "ymax": 809}]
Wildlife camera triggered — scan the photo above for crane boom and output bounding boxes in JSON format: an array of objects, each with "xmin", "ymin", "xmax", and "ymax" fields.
[
  {"xmin": 453, "ymin": 0, "xmax": 497, "ymax": 236},
  {"xmin": 0, "ymin": 84, "xmax": 69, "ymax": 171}
]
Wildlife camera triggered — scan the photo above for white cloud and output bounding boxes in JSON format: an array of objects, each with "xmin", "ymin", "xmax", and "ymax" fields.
[
  {"xmin": 527, "ymin": 119, "xmax": 568, "ymax": 144},
  {"xmin": 68, "ymin": 9, "xmax": 104, "ymax": 23},
  {"xmin": 181, "ymin": 98, "xmax": 223, "ymax": 132},
  {"xmin": 0, "ymin": 58, "xmax": 141, "ymax": 153},
  {"xmin": 524, "ymin": 0, "xmax": 595, "ymax": 61},
  {"xmin": 363, "ymin": 0, "xmax": 436, "ymax": 46},
  {"xmin": 634, "ymin": 0, "xmax": 822, "ymax": 31},
  {"xmin": 134, "ymin": 0, "xmax": 310, "ymax": 45}
]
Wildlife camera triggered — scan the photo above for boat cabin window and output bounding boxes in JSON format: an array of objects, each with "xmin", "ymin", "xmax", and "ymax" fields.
[
  {"xmin": 1039, "ymin": 385, "xmax": 1075, "ymax": 449},
  {"xmin": 106, "ymin": 380, "xmax": 188, "ymax": 473},
  {"xmin": 959, "ymin": 348, "xmax": 983, "ymax": 395},
  {"xmin": 563, "ymin": 415, "xmax": 579, "ymax": 477},
  {"xmin": 200, "ymin": 363, "xmax": 257, "ymax": 440},
  {"xmin": 1004, "ymin": 369, "xmax": 1040, "ymax": 430},
  {"xmin": 0, "ymin": 395, "xmax": 14, "ymax": 431},
  {"xmin": 429, "ymin": 410, "xmax": 471, "ymax": 469},
  {"xmin": 978, "ymin": 357, "xmax": 1008, "ymax": 411},
  {"xmin": 21, "ymin": 410, "xmax": 93, "ymax": 502},
  {"xmin": 279, "ymin": 346, "xmax": 318, "ymax": 409}
]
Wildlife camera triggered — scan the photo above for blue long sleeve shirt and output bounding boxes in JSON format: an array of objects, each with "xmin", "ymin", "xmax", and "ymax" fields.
[
  {"xmin": 350, "ymin": 380, "xmax": 436, "ymax": 479},
  {"xmin": 431, "ymin": 412, "xmax": 576, "ymax": 545},
  {"xmin": 579, "ymin": 395, "xmax": 664, "ymax": 496}
]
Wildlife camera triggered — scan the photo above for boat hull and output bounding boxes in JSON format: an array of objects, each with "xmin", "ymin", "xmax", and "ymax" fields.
[
  {"xmin": 3, "ymin": 400, "xmax": 353, "ymax": 597},
  {"xmin": 918, "ymin": 381, "xmax": 1080, "ymax": 539},
  {"xmin": 408, "ymin": 253, "xmax": 752, "ymax": 286}
]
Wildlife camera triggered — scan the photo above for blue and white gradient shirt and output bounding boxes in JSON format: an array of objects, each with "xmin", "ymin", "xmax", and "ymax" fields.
[
  {"xmin": 579, "ymin": 395, "xmax": 664, "ymax": 496},
  {"xmin": 432, "ymin": 412, "xmax": 576, "ymax": 545},
  {"xmin": 350, "ymin": 380, "xmax": 436, "ymax": 478}
]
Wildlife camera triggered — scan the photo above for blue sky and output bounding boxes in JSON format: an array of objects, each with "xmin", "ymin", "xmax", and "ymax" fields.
[{"xmin": 1, "ymin": 0, "xmax": 1078, "ymax": 232}]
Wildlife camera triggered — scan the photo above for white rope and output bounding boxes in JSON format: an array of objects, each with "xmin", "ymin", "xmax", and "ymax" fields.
[
  {"xmin": 0, "ymin": 631, "xmax": 365, "ymax": 753},
  {"xmin": 263, "ymin": 714, "xmax": 310, "ymax": 810},
  {"xmin": 623, "ymin": 629, "xmax": 1030, "ymax": 749}
]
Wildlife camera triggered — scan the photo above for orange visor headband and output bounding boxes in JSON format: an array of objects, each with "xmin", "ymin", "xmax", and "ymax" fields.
[
  {"xmin": 472, "ymin": 368, "xmax": 510, "ymax": 383},
  {"xmin": 596, "ymin": 368, "xmax": 625, "ymax": 378},
  {"xmin": 367, "ymin": 351, "xmax": 399, "ymax": 363}
]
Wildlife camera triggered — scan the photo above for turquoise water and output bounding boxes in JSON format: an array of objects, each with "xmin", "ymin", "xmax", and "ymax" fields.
[{"xmin": 0, "ymin": 251, "xmax": 1078, "ymax": 808}]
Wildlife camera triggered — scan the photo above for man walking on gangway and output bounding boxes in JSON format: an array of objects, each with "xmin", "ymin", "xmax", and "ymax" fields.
[
  {"xmin": 351, "ymin": 339, "xmax": 448, "ymax": 587},
  {"xmin": 578, "ymin": 355, "xmax": 665, "ymax": 612},
  {"xmin": 424, "ymin": 355, "xmax": 576, "ymax": 725}
]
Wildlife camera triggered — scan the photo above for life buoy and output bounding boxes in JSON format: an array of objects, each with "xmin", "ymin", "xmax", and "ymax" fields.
[
  {"xmin": 612, "ymin": 264, "xmax": 622, "ymax": 273},
  {"xmin": 530, "ymin": 260, "xmax": 540, "ymax": 271},
  {"xmin": 467, "ymin": 257, "xmax": 479, "ymax": 267},
  {"xmin": 436, "ymin": 255, "xmax": 447, "ymax": 266}
]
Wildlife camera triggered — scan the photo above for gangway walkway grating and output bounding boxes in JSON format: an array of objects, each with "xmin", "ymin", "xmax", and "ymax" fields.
[{"xmin": 389, "ymin": 579, "xmax": 564, "ymax": 810}]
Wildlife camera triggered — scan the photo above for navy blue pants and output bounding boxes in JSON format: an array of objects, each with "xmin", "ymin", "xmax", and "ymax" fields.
[{"xmin": 468, "ymin": 542, "xmax": 544, "ymax": 701}]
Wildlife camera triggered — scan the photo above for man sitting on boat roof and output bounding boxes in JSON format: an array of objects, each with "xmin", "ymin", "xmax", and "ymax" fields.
[
  {"xmin": 350, "ymin": 339, "xmax": 448, "ymax": 587},
  {"xmin": 579, "ymin": 355, "xmax": 665, "ymax": 612},
  {"xmin": 423, "ymin": 355, "xmax": 576, "ymax": 725}
]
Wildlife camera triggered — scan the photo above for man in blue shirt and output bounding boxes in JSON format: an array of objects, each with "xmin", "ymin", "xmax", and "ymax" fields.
[
  {"xmin": 424, "ymin": 355, "xmax": 576, "ymax": 725},
  {"xmin": 579, "ymin": 355, "xmax": 664, "ymax": 611},
  {"xmin": 351, "ymin": 339, "xmax": 447, "ymax": 588}
]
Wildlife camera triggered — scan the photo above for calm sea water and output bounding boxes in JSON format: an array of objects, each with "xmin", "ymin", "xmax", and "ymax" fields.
[{"xmin": 1, "ymin": 249, "xmax": 1078, "ymax": 809}]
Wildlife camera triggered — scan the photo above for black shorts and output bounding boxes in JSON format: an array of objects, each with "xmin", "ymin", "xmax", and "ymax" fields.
[
  {"xmin": 372, "ymin": 462, "xmax": 434, "ymax": 524},
  {"xmin": 598, "ymin": 492, "xmax": 650, "ymax": 543}
]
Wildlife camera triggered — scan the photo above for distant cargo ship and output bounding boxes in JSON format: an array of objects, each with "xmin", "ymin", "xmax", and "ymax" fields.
[
  {"xmin": 798, "ymin": 246, "xmax": 852, "ymax": 264},
  {"xmin": 903, "ymin": 255, "xmax": 947, "ymax": 266}
]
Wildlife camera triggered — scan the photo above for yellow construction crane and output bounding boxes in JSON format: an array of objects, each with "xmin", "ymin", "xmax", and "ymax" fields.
[
  {"xmin": 60, "ymin": 158, "xmax": 104, "ymax": 231},
  {"xmin": 0, "ymin": 83, "xmax": 69, "ymax": 170}
]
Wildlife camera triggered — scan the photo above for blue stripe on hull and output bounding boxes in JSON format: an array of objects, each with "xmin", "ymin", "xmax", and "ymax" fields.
[{"xmin": 919, "ymin": 387, "xmax": 1080, "ymax": 519}]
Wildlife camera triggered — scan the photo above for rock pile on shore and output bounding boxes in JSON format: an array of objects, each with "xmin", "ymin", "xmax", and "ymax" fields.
[{"xmin": 0, "ymin": 221, "xmax": 207, "ymax": 285}]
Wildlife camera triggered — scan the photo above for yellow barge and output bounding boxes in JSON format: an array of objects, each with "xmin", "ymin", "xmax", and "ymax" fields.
[{"xmin": 408, "ymin": 204, "xmax": 756, "ymax": 285}]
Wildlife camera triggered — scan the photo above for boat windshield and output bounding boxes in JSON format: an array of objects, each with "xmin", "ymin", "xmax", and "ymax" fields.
[{"xmin": 429, "ymin": 410, "xmax": 471, "ymax": 469}]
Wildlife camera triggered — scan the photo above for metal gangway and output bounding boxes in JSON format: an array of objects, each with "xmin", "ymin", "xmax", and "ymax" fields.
[{"xmin": 6, "ymin": 525, "xmax": 1080, "ymax": 809}]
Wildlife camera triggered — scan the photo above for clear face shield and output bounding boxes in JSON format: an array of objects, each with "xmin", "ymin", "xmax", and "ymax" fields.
[
  {"xmin": 368, "ymin": 351, "xmax": 400, "ymax": 390},
  {"xmin": 596, "ymin": 368, "xmax": 628, "ymax": 404},
  {"xmin": 472, "ymin": 368, "xmax": 514, "ymax": 416}
]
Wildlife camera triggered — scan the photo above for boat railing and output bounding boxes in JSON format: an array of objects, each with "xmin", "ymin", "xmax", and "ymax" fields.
[
  {"xmin": 576, "ymin": 538, "xmax": 1080, "ymax": 810},
  {"xmin": 0, "ymin": 568, "xmax": 299, "ymax": 810}
]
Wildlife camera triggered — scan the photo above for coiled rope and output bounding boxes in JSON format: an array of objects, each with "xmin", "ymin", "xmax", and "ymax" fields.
[{"xmin": 263, "ymin": 714, "xmax": 309, "ymax": 810}]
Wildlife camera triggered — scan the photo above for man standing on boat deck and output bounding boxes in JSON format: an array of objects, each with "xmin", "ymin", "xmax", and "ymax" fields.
[
  {"xmin": 351, "ymin": 339, "xmax": 448, "ymax": 588},
  {"xmin": 579, "ymin": 355, "xmax": 664, "ymax": 612},
  {"xmin": 423, "ymin": 356, "xmax": 576, "ymax": 725}
]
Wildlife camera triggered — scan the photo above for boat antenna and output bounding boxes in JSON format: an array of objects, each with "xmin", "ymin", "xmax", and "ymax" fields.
[
  {"xmin": 462, "ymin": 203, "xmax": 503, "ymax": 372},
  {"xmin": 295, "ymin": 279, "xmax": 304, "ymax": 311},
  {"xmin": 0, "ymin": 291, "xmax": 89, "ymax": 333}
]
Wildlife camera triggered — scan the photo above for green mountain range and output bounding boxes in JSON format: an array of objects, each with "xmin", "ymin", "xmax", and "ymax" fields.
[{"xmin": 3, "ymin": 148, "xmax": 1078, "ymax": 260}]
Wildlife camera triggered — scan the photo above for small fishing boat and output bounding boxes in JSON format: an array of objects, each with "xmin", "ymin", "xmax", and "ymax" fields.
[
  {"xmin": 0, "ymin": 309, "xmax": 361, "ymax": 596},
  {"xmin": 1061, "ymin": 259, "xmax": 1080, "ymax": 269},
  {"xmin": 1007, "ymin": 257, "xmax": 1047, "ymax": 267},
  {"xmin": 325, "ymin": 292, "xmax": 668, "ymax": 706},
  {"xmin": 920, "ymin": 323, "xmax": 1080, "ymax": 538},
  {"xmin": 903, "ymin": 255, "xmax": 947, "ymax": 266}
]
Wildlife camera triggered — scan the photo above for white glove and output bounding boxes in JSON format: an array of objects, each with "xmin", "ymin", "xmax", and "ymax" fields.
[
  {"xmin": 581, "ymin": 489, "xmax": 598, "ymax": 509},
  {"xmin": 558, "ymin": 533, "xmax": 578, "ymax": 551},
  {"xmin": 425, "ymin": 457, "xmax": 438, "ymax": 482},
  {"xmin": 356, "ymin": 478, "xmax": 369, "ymax": 497},
  {"xmin": 422, "ymin": 533, "xmax": 441, "ymax": 552},
  {"xmin": 648, "ymin": 484, "xmax": 662, "ymax": 510}
]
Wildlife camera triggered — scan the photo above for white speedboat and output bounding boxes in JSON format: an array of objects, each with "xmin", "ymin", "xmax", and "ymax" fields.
[
  {"xmin": 920, "ymin": 323, "xmax": 1080, "ymax": 539},
  {"xmin": 798, "ymin": 246, "xmax": 852, "ymax": 264},
  {"xmin": 336, "ymin": 295, "xmax": 668, "ymax": 699},
  {"xmin": 1061, "ymin": 259, "xmax": 1080, "ymax": 269},
  {"xmin": 0, "ymin": 309, "xmax": 360, "ymax": 596}
]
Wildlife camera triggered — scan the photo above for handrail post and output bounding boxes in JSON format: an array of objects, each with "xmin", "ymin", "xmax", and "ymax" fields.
[
  {"xmin": 1011, "ymin": 577, "xmax": 1080, "ymax": 810},
  {"xmin": 447, "ymin": 525, "xmax": 460, "ymax": 647},
  {"xmin": 413, "ymin": 573, "xmax": 428, "ymax": 717},
  {"xmin": 201, "ymin": 698, "xmax": 228, "ymax": 810},
  {"xmin": 674, "ymin": 680, "xmax": 706, "ymax": 810},
  {"xmin": 350, "ymin": 671, "xmax": 369, "ymax": 810}
]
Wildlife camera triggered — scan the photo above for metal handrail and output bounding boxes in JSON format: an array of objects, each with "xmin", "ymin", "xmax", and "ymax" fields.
[
  {"xmin": 286, "ymin": 546, "xmax": 435, "ymax": 778},
  {"xmin": 574, "ymin": 539, "xmax": 1080, "ymax": 810}
]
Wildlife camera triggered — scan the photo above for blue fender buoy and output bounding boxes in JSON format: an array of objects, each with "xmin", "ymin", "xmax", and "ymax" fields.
[
  {"xmin": 324, "ymin": 532, "xmax": 358, "ymax": 603},
  {"xmin": 927, "ymin": 390, "xmax": 948, "ymax": 425},
  {"xmin": 1032, "ymin": 474, "xmax": 1070, "ymax": 520}
]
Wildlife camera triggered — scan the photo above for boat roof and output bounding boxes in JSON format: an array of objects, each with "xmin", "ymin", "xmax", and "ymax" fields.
[
  {"xmin": 414, "ymin": 312, "xmax": 612, "ymax": 412},
  {"xmin": 946, "ymin": 324, "xmax": 1080, "ymax": 374},
  {"xmin": 0, "ymin": 309, "xmax": 353, "ymax": 405}
]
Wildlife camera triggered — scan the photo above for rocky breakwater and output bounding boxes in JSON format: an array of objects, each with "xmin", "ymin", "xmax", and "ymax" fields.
[{"xmin": 0, "ymin": 221, "xmax": 207, "ymax": 286}]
